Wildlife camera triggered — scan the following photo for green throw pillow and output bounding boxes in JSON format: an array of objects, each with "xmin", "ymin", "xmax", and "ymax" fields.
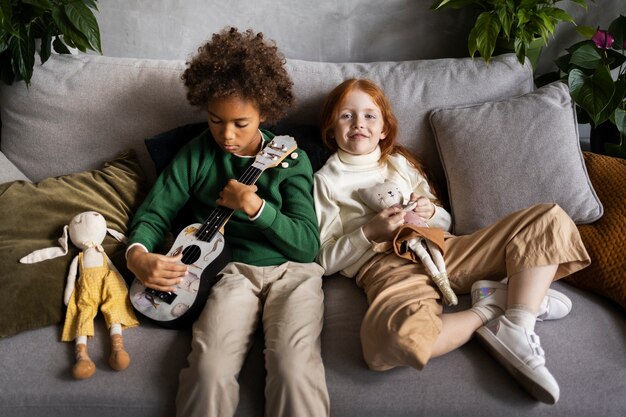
[{"xmin": 0, "ymin": 150, "xmax": 147, "ymax": 338}]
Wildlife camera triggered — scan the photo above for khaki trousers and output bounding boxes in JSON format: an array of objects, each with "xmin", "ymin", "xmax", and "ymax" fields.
[
  {"xmin": 176, "ymin": 261, "xmax": 329, "ymax": 417},
  {"xmin": 357, "ymin": 204, "xmax": 590, "ymax": 371}
]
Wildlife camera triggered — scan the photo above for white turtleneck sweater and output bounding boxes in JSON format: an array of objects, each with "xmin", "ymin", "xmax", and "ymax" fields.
[{"xmin": 314, "ymin": 146, "xmax": 452, "ymax": 277}]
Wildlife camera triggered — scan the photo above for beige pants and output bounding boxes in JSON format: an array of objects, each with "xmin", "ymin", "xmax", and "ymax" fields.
[
  {"xmin": 357, "ymin": 204, "xmax": 590, "ymax": 372},
  {"xmin": 176, "ymin": 261, "xmax": 329, "ymax": 417}
]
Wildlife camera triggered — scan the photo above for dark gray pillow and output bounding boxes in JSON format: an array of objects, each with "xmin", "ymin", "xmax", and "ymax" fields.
[{"xmin": 429, "ymin": 81, "xmax": 603, "ymax": 235}]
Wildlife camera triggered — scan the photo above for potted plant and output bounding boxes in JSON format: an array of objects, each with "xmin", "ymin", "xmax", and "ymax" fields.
[
  {"xmin": 430, "ymin": 0, "xmax": 591, "ymax": 70},
  {"xmin": 537, "ymin": 15, "xmax": 626, "ymax": 157},
  {"xmin": 0, "ymin": 0, "xmax": 102, "ymax": 86}
]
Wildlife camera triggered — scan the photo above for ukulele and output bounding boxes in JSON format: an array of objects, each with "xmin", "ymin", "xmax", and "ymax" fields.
[{"xmin": 129, "ymin": 135, "xmax": 298, "ymax": 328}]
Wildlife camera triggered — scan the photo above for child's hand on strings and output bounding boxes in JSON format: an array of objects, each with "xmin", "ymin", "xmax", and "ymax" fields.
[{"xmin": 217, "ymin": 179, "xmax": 263, "ymax": 217}]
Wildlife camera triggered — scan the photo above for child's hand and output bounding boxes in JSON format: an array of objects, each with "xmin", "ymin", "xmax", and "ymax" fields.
[
  {"xmin": 362, "ymin": 206, "xmax": 405, "ymax": 243},
  {"xmin": 409, "ymin": 193, "xmax": 435, "ymax": 220},
  {"xmin": 127, "ymin": 246, "xmax": 188, "ymax": 292},
  {"xmin": 217, "ymin": 179, "xmax": 263, "ymax": 217}
]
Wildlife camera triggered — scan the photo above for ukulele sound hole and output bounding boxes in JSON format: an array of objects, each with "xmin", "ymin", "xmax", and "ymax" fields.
[{"xmin": 181, "ymin": 245, "xmax": 201, "ymax": 265}]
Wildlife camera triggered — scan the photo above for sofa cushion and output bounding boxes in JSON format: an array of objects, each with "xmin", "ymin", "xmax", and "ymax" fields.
[
  {"xmin": 429, "ymin": 82, "xmax": 603, "ymax": 235},
  {"xmin": 0, "ymin": 151, "xmax": 146, "ymax": 338},
  {"xmin": 0, "ymin": 151, "xmax": 30, "ymax": 183},
  {"xmin": 564, "ymin": 152, "xmax": 626, "ymax": 309},
  {"xmin": 0, "ymin": 53, "xmax": 533, "ymax": 190}
]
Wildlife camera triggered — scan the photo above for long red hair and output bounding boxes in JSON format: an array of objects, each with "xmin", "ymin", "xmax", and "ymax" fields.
[{"xmin": 320, "ymin": 79, "xmax": 441, "ymax": 202}]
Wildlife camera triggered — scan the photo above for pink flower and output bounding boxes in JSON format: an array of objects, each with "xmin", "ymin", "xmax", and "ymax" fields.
[{"xmin": 592, "ymin": 30, "xmax": 614, "ymax": 49}]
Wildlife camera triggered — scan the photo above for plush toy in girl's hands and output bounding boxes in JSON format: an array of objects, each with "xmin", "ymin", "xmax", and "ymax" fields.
[
  {"xmin": 19, "ymin": 211, "xmax": 139, "ymax": 379},
  {"xmin": 358, "ymin": 180, "xmax": 458, "ymax": 306}
]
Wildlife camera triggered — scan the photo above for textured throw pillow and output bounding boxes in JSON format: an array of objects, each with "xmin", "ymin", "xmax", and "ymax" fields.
[
  {"xmin": 564, "ymin": 152, "xmax": 626, "ymax": 309},
  {"xmin": 0, "ymin": 151, "xmax": 147, "ymax": 338},
  {"xmin": 429, "ymin": 82, "xmax": 603, "ymax": 235},
  {"xmin": 144, "ymin": 122, "xmax": 208, "ymax": 175},
  {"xmin": 268, "ymin": 123, "xmax": 329, "ymax": 172}
]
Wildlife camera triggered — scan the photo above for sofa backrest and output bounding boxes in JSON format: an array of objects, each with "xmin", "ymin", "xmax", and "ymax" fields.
[{"xmin": 0, "ymin": 53, "xmax": 533, "ymax": 187}]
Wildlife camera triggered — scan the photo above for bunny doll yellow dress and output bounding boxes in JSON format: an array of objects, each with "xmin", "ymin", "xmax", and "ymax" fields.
[{"xmin": 61, "ymin": 249, "xmax": 138, "ymax": 343}]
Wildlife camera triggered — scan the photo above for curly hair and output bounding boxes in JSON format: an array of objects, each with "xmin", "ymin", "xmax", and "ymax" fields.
[{"xmin": 182, "ymin": 27, "xmax": 294, "ymax": 124}]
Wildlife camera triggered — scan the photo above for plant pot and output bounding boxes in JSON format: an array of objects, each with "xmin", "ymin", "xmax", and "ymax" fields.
[
  {"xmin": 495, "ymin": 37, "xmax": 544, "ymax": 71},
  {"xmin": 590, "ymin": 121, "xmax": 625, "ymax": 158}
]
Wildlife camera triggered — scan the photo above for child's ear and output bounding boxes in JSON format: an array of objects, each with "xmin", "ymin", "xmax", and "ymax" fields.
[{"xmin": 380, "ymin": 126, "xmax": 388, "ymax": 140}]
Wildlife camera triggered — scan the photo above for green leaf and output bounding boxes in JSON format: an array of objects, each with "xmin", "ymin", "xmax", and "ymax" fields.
[
  {"xmin": 82, "ymin": 0, "xmax": 99, "ymax": 10},
  {"xmin": 51, "ymin": 5, "xmax": 89, "ymax": 52},
  {"xmin": 22, "ymin": 0, "xmax": 54, "ymax": 10},
  {"xmin": 542, "ymin": 8, "xmax": 574, "ymax": 26},
  {"xmin": 569, "ymin": 43, "xmax": 602, "ymax": 69},
  {"xmin": 513, "ymin": 36, "xmax": 527, "ymax": 65},
  {"xmin": 553, "ymin": 53, "xmax": 572, "ymax": 73},
  {"xmin": 603, "ymin": 142, "xmax": 626, "ymax": 158},
  {"xmin": 614, "ymin": 108, "xmax": 626, "ymax": 137},
  {"xmin": 569, "ymin": 66, "xmax": 616, "ymax": 126},
  {"xmin": 575, "ymin": 25, "xmax": 597, "ymax": 39},
  {"xmin": 605, "ymin": 49, "xmax": 626, "ymax": 70},
  {"xmin": 431, "ymin": 0, "xmax": 477, "ymax": 10},
  {"xmin": 472, "ymin": 11, "xmax": 501, "ymax": 63},
  {"xmin": 0, "ymin": 0, "xmax": 19, "ymax": 37},
  {"xmin": 39, "ymin": 24, "xmax": 52, "ymax": 64},
  {"xmin": 495, "ymin": 2, "xmax": 512, "ymax": 39},
  {"xmin": 9, "ymin": 24, "xmax": 36, "ymax": 85},
  {"xmin": 568, "ymin": 0, "xmax": 589, "ymax": 10},
  {"xmin": 63, "ymin": 1, "xmax": 101, "ymax": 52},
  {"xmin": 608, "ymin": 15, "xmax": 626, "ymax": 51},
  {"xmin": 0, "ymin": 30, "xmax": 8, "ymax": 54},
  {"xmin": 52, "ymin": 35, "xmax": 71, "ymax": 54}
]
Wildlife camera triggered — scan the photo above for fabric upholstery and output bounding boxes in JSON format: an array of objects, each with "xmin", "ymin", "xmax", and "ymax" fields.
[
  {"xmin": 0, "ymin": 53, "xmax": 533, "ymax": 189},
  {"xmin": 564, "ymin": 152, "xmax": 626, "ymax": 309},
  {"xmin": 429, "ymin": 82, "xmax": 603, "ymax": 235},
  {"xmin": 0, "ymin": 151, "xmax": 146, "ymax": 337}
]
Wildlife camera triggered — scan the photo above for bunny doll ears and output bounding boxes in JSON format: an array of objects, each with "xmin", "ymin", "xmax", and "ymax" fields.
[
  {"xmin": 19, "ymin": 225, "xmax": 72, "ymax": 264},
  {"xmin": 19, "ymin": 213, "xmax": 127, "ymax": 264}
]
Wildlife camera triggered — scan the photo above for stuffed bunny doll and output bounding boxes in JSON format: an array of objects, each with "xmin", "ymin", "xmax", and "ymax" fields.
[
  {"xmin": 358, "ymin": 180, "xmax": 458, "ymax": 306},
  {"xmin": 20, "ymin": 211, "xmax": 139, "ymax": 379}
]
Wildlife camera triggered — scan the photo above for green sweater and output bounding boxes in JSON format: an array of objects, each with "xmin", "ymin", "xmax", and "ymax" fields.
[{"xmin": 128, "ymin": 129, "xmax": 320, "ymax": 266}]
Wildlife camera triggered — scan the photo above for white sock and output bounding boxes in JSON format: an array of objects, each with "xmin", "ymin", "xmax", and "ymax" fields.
[
  {"xmin": 109, "ymin": 323, "xmax": 122, "ymax": 336},
  {"xmin": 505, "ymin": 305, "xmax": 536, "ymax": 332},
  {"xmin": 76, "ymin": 335, "xmax": 87, "ymax": 345},
  {"xmin": 471, "ymin": 304, "xmax": 504, "ymax": 325}
]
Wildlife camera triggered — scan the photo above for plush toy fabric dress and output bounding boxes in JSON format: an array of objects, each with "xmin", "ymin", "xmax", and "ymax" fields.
[{"xmin": 61, "ymin": 252, "xmax": 138, "ymax": 341}]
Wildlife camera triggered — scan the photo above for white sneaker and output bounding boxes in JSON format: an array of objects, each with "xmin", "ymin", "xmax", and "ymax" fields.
[
  {"xmin": 471, "ymin": 280, "xmax": 572, "ymax": 321},
  {"xmin": 476, "ymin": 316, "xmax": 560, "ymax": 404}
]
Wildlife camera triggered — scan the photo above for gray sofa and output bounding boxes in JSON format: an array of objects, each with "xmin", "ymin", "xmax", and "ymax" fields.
[{"xmin": 1, "ymin": 52, "xmax": 625, "ymax": 417}]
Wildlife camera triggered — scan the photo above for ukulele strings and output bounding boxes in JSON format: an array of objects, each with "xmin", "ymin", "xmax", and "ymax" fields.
[{"xmin": 181, "ymin": 165, "xmax": 263, "ymax": 263}]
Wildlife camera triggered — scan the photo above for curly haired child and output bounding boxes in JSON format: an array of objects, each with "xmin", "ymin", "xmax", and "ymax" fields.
[
  {"xmin": 126, "ymin": 28, "xmax": 329, "ymax": 417},
  {"xmin": 313, "ymin": 78, "xmax": 590, "ymax": 404}
]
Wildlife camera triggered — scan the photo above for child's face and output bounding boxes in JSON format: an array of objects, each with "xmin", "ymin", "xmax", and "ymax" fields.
[
  {"xmin": 331, "ymin": 89, "xmax": 387, "ymax": 156},
  {"xmin": 207, "ymin": 96, "xmax": 266, "ymax": 156}
]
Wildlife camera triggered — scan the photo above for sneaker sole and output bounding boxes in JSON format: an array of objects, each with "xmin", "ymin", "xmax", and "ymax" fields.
[{"xmin": 476, "ymin": 326, "xmax": 559, "ymax": 404}]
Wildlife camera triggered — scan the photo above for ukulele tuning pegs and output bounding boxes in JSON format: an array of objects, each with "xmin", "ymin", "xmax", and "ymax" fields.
[
  {"xmin": 261, "ymin": 151, "xmax": 279, "ymax": 160},
  {"xmin": 268, "ymin": 140, "xmax": 288, "ymax": 152}
]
